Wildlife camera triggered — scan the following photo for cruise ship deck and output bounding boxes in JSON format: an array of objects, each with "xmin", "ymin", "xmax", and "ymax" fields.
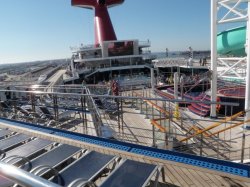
[
  {"xmin": 1, "ymin": 0, "xmax": 250, "ymax": 186},
  {"xmin": 0, "ymin": 85, "xmax": 249, "ymax": 186}
]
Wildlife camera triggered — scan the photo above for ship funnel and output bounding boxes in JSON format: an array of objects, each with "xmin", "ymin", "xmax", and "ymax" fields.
[{"xmin": 72, "ymin": 0, "xmax": 124, "ymax": 46}]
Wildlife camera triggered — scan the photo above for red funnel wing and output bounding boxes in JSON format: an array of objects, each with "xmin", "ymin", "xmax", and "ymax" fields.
[
  {"xmin": 106, "ymin": 0, "xmax": 124, "ymax": 7},
  {"xmin": 71, "ymin": 0, "xmax": 96, "ymax": 8}
]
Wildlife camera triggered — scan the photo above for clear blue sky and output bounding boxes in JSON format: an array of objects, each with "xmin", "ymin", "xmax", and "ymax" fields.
[{"xmin": 0, "ymin": 0, "xmax": 213, "ymax": 64}]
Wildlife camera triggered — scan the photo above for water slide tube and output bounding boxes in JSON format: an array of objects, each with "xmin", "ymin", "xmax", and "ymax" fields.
[{"xmin": 217, "ymin": 26, "xmax": 246, "ymax": 56}]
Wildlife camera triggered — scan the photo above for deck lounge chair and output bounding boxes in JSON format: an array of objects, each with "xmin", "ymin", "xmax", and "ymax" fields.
[
  {"xmin": 39, "ymin": 106, "xmax": 54, "ymax": 120},
  {"xmin": 0, "ymin": 144, "xmax": 83, "ymax": 187},
  {"xmin": 21, "ymin": 144, "xmax": 82, "ymax": 176},
  {"xmin": 39, "ymin": 106, "xmax": 75, "ymax": 127},
  {"xmin": 0, "ymin": 101, "xmax": 11, "ymax": 112},
  {"xmin": 99, "ymin": 159, "xmax": 165, "ymax": 187},
  {"xmin": 0, "ymin": 101, "xmax": 13, "ymax": 118},
  {"xmin": 0, "ymin": 145, "xmax": 81, "ymax": 187},
  {"xmin": 51, "ymin": 151, "xmax": 116, "ymax": 187},
  {"xmin": 0, "ymin": 129, "xmax": 12, "ymax": 140},
  {"xmin": 2, "ymin": 138, "xmax": 53, "ymax": 165},
  {"xmin": 15, "ymin": 106, "xmax": 45, "ymax": 123},
  {"xmin": 0, "ymin": 134, "xmax": 31, "ymax": 153}
]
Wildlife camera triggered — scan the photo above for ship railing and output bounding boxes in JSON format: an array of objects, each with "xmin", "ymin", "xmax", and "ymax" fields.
[
  {"xmin": 153, "ymin": 58, "xmax": 187, "ymax": 67},
  {"xmin": 139, "ymin": 40, "xmax": 151, "ymax": 47},
  {"xmin": 75, "ymin": 63, "xmax": 151, "ymax": 75},
  {"xmin": 0, "ymin": 86, "xmax": 248, "ymax": 161},
  {"xmin": 208, "ymin": 146, "xmax": 250, "ymax": 162},
  {"xmin": 0, "ymin": 161, "xmax": 61, "ymax": 187},
  {"xmin": 79, "ymin": 44, "xmax": 99, "ymax": 50},
  {"xmin": 84, "ymin": 86, "xmax": 102, "ymax": 136},
  {"xmin": 140, "ymin": 50, "xmax": 152, "ymax": 55},
  {"xmin": 70, "ymin": 44, "xmax": 100, "ymax": 52},
  {"xmin": 74, "ymin": 53, "xmax": 102, "ymax": 60}
]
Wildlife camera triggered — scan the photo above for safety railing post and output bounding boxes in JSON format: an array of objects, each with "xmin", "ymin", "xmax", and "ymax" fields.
[
  {"xmin": 200, "ymin": 133, "xmax": 203, "ymax": 156},
  {"xmin": 241, "ymin": 130, "xmax": 246, "ymax": 163},
  {"xmin": 31, "ymin": 93, "xmax": 35, "ymax": 113},
  {"xmin": 80, "ymin": 95, "xmax": 85, "ymax": 134},
  {"xmin": 217, "ymin": 133, "xmax": 220, "ymax": 159},
  {"xmin": 131, "ymin": 87, "xmax": 133, "ymax": 106},
  {"xmin": 168, "ymin": 101, "xmax": 171, "ymax": 139},
  {"xmin": 84, "ymin": 92, "xmax": 87, "ymax": 133},
  {"xmin": 53, "ymin": 94, "xmax": 58, "ymax": 122},
  {"xmin": 152, "ymin": 125, "xmax": 156, "ymax": 147},
  {"xmin": 152, "ymin": 104, "xmax": 154, "ymax": 119},
  {"xmin": 118, "ymin": 98, "xmax": 121, "ymax": 133},
  {"xmin": 121, "ymin": 98, "xmax": 124, "ymax": 133},
  {"xmin": 140, "ymin": 98, "xmax": 143, "ymax": 114}
]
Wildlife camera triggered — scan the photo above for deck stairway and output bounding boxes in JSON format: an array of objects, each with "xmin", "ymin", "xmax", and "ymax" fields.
[{"xmin": 188, "ymin": 93, "xmax": 211, "ymax": 117}]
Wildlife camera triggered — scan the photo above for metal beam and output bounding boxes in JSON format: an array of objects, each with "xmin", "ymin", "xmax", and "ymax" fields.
[
  {"xmin": 244, "ymin": 2, "xmax": 250, "ymax": 128},
  {"xmin": 211, "ymin": 0, "xmax": 218, "ymax": 117}
]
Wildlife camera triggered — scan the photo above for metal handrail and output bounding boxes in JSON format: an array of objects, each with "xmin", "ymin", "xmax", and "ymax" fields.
[
  {"xmin": 0, "ymin": 89, "xmax": 239, "ymax": 107},
  {"xmin": 0, "ymin": 161, "xmax": 61, "ymax": 187},
  {"xmin": 2, "ymin": 155, "xmax": 30, "ymax": 165},
  {"xmin": 30, "ymin": 165, "xmax": 59, "ymax": 177},
  {"xmin": 85, "ymin": 87, "xmax": 102, "ymax": 136}
]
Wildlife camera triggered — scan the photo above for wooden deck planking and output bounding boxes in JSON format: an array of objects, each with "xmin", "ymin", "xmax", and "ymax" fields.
[
  {"xmin": 100, "ymin": 105, "xmax": 155, "ymax": 146},
  {"xmin": 205, "ymin": 172, "xmax": 232, "ymax": 187},
  {"xmin": 163, "ymin": 165, "xmax": 182, "ymax": 186},
  {"xmin": 102, "ymin": 110, "xmax": 147, "ymax": 144},
  {"xmin": 166, "ymin": 165, "xmax": 191, "ymax": 187},
  {"xmin": 189, "ymin": 168, "xmax": 217, "ymax": 187},
  {"xmin": 195, "ymin": 170, "xmax": 219, "ymax": 187},
  {"xmin": 215, "ymin": 175, "xmax": 238, "ymax": 187},
  {"xmin": 182, "ymin": 168, "xmax": 208, "ymax": 187},
  {"xmin": 168, "ymin": 165, "xmax": 195, "ymax": 186},
  {"xmin": 223, "ymin": 178, "xmax": 250, "ymax": 187}
]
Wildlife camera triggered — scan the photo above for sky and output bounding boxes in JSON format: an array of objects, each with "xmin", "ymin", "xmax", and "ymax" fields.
[{"xmin": 0, "ymin": 0, "xmax": 213, "ymax": 64}]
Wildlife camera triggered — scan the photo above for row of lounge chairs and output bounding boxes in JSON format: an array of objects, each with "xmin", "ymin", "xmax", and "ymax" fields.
[
  {"xmin": 0, "ymin": 101, "xmax": 79, "ymax": 129},
  {"xmin": 0, "ymin": 128, "xmax": 165, "ymax": 187}
]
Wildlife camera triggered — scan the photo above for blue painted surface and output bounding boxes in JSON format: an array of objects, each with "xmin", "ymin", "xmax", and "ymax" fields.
[
  {"xmin": 0, "ymin": 118, "xmax": 249, "ymax": 178},
  {"xmin": 130, "ymin": 148, "xmax": 248, "ymax": 177}
]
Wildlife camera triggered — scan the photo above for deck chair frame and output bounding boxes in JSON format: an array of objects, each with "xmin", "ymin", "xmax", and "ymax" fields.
[
  {"xmin": 99, "ymin": 159, "xmax": 165, "ymax": 187},
  {"xmin": 51, "ymin": 151, "xmax": 117, "ymax": 186}
]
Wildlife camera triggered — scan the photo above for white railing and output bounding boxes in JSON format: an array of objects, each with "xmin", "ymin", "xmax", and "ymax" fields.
[{"xmin": 139, "ymin": 40, "xmax": 151, "ymax": 46}]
